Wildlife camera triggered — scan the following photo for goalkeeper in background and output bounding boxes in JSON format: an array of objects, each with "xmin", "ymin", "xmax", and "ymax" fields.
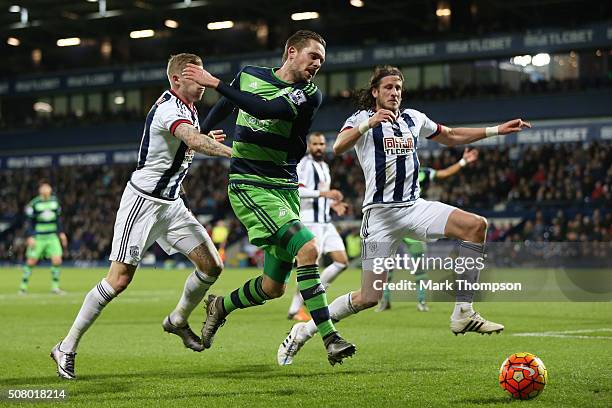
[
  {"xmin": 377, "ymin": 148, "xmax": 479, "ymax": 312},
  {"xmin": 20, "ymin": 180, "xmax": 68, "ymax": 295}
]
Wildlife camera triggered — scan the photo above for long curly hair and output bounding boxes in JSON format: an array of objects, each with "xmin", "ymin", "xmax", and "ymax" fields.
[{"xmin": 355, "ymin": 65, "xmax": 404, "ymax": 110}]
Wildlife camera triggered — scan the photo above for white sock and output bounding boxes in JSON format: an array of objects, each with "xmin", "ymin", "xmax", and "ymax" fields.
[
  {"xmin": 169, "ymin": 270, "xmax": 217, "ymax": 327},
  {"xmin": 452, "ymin": 302, "xmax": 474, "ymax": 320},
  {"xmin": 288, "ymin": 290, "xmax": 304, "ymax": 316},
  {"xmin": 61, "ymin": 279, "xmax": 116, "ymax": 353},
  {"xmin": 304, "ymin": 292, "xmax": 357, "ymax": 337},
  {"xmin": 320, "ymin": 262, "xmax": 347, "ymax": 288}
]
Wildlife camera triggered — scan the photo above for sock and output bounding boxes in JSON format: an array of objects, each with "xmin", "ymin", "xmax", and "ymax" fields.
[
  {"xmin": 383, "ymin": 269, "xmax": 393, "ymax": 303},
  {"xmin": 288, "ymin": 261, "xmax": 347, "ymax": 316},
  {"xmin": 455, "ymin": 241, "xmax": 486, "ymax": 305},
  {"xmin": 61, "ymin": 279, "xmax": 116, "ymax": 353},
  {"xmin": 452, "ymin": 302, "xmax": 475, "ymax": 320},
  {"xmin": 296, "ymin": 264, "xmax": 337, "ymax": 340},
  {"xmin": 320, "ymin": 261, "xmax": 347, "ymax": 288},
  {"xmin": 415, "ymin": 271, "xmax": 427, "ymax": 303},
  {"xmin": 287, "ymin": 290, "xmax": 304, "ymax": 316},
  {"xmin": 51, "ymin": 266, "xmax": 61, "ymax": 290},
  {"xmin": 222, "ymin": 275, "xmax": 271, "ymax": 314},
  {"xmin": 20, "ymin": 265, "xmax": 32, "ymax": 290},
  {"xmin": 305, "ymin": 292, "xmax": 357, "ymax": 337},
  {"xmin": 169, "ymin": 270, "xmax": 217, "ymax": 327}
]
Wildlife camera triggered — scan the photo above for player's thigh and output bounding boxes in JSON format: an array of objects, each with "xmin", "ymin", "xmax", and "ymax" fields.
[
  {"xmin": 159, "ymin": 203, "xmax": 222, "ymax": 274},
  {"xmin": 109, "ymin": 189, "xmax": 162, "ymax": 266},
  {"xmin": 322, "ymin": 225, "xmax": 347, "ymax": 262},
  {"xmin": 443, "ymin": 208, "xmax": 487, "ymax": 242},
  {"xmin": 403, "ymin": 199, "xmax": 457, "ymax": 241}
]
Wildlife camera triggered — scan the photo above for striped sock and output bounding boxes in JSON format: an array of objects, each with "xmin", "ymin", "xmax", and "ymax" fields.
[
  {"xmin": 62, "ymin": 279, "xmax": 116, "ymax": 353},
  {"xmin": 170, "ymin": 270, "xmax": 217, "ymax": 327},
  {"xmin": 222, "ymin": 275, "xmax": 271, "ymax": 314},
  {"xmin": 20, "ymin": 265, "xmax": 32, "ymax": 291},
  {"xmin": 51, "ymin": 266, "xmax": 61, "ymax": 290},
  {"xmin": 296, "ymin": 264, "xmax": 336, "ymax": 340}
]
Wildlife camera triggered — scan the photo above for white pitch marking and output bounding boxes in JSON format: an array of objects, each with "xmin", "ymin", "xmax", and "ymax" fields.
[{"xmin": 512, "ymin": 328, "xmax": 612, "ymax": 340}]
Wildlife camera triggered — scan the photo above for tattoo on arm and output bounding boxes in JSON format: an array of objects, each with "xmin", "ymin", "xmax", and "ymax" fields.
[{"xmin": 174, "ymin": 123, "xmax": 232, "ymax": 158}]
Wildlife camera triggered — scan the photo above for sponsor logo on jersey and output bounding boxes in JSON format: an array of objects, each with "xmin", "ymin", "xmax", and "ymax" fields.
[
  {"xmin": 383, "ymin": 136, "xmax": 414, "ymax": 155},
  {"xmin": 249, "ymin": 81, "xmax": 258, "ymax": 89}
]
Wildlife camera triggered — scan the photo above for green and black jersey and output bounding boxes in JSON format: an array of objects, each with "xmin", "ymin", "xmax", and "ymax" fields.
[
  {"xmin": 25, "ymin": 195, "xmax": 63, "ymax": 236},
  {"xmin": 223, "ymin": 66, "xmax": 323, "ymax": 189}
]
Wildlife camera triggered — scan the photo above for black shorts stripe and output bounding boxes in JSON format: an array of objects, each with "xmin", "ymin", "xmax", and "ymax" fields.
[
  {"xmin": 231, "ymin": 185, "xmax": 276, "ymax": 234},
  {"xmin": 232, "ymin": 184, "xmax": 278, "ymax": 233},
  {"xmin": 116, "ymin": 196, "xmax": 144, "ymax": 262},
  {"xmin": 118, "ymin": 197, "xmax": 145, "ymax": 262},
  {"xmin": 234, "ymin": 185, "xmax": 279, "ymax": 231},
  {"xmin": 296, "ymin": 273, "xmax": 320, "ymax": 282}
]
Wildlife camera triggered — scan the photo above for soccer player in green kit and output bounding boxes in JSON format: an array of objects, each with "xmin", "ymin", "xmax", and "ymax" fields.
[
  {"xmin": 182, "ymin": 30, "xmax": 355, "ymax": 365},
  {"xmin": 377, "ymin": 148, "xmax": 480, "ymax": 312},
  {"xmin": 20, "ymin": 181, "xmax": 68, "ymax": 294}
]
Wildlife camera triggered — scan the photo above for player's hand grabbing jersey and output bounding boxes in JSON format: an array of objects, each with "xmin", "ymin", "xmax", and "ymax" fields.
[{"xmin": 341, "ymin": 108, "xmax": 441, "ymax": 210}]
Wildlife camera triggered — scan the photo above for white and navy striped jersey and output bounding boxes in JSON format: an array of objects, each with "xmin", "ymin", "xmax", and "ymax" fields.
[
  {"xmin": 298, "ymin": 154, "xmax": 332, "ymax": 223},
  {"xmin": 129, "ymin": 90, "xmax": 199, "ymax": 201},
  {"xmin": 341, "ymin": 108, "xmax": 441, "ymax": 211}
]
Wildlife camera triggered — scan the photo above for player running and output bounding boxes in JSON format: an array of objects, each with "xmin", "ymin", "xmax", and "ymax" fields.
[
  {"xmin": 287, "ymin": 132, "xmax": 350, "ymax": 321},
  {"xmin": 277, "ymin": 65, "xmax": 531, "ymax": 366},
  {"xmin": 182, "ymin": 30, "xmax": 355, "ymax": 365},
  {"xmin": 51, "ymin": 53, "xmax": 232, "ymax": 380},
  {"xmin": 20, "ymin": 181, "xmax": 68, "ymax": 295},
  {"xmin": 376, "ymin": 148, "xmax": 479, "ymax": 312}
]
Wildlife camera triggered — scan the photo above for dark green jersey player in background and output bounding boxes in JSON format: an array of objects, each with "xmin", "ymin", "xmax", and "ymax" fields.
[
  {"xmin": 377, "ymin": 148, "xmax": 479, "ymax": 312},
  {"xmin": 20, "ymin": 181, "xmax": 68, "ymax": 295},
  {"xmin": 183, "ymin": 30, "xmax": 355, "ymax": 365}
]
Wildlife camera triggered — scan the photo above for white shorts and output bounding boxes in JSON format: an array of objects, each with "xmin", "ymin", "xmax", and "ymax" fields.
[
  {"xmin": 360, "ymin": 198, "xmax": 456, "ymax": 260},
  {"xmin": 109, "ymin": 185, "xmax": 211, "ymax": 265},
  {"xmin": 305, "ymin": 222, "xmax": 346, "ymax": 256}
]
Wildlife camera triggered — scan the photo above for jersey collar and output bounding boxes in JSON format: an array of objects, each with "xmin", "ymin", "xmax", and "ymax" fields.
[{"xmin": 169, "ymin": 89, "xmax": 196, "ymax": 112}]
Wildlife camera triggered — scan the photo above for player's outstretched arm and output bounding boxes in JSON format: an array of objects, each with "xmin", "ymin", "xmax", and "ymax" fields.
[
  {"xmin": 182, "ymin": 64, "xmax": 295, "ymax": 121},
  {"xmin": 201, "ymin": 97, "xmax": 235, "ymax": 132},
  {"xmin": 334, "ymin": 109, "xmax": 396, "ymax": 155},
  {"xmin": 174, "ymin": 123, "xmax": 232, "ymax": 158},
  {"xmin": 435, "ymin": 148, "xmax": 478, "ymax": 180},
  {"xmin": 433, "ymin": 119, "xmax": 531, "ymax": 147}
]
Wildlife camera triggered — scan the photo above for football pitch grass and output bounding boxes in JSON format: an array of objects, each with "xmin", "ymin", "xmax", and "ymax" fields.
[{"xmin": 0, "ymin": 266, "xmax": 610, "ymax": 407}]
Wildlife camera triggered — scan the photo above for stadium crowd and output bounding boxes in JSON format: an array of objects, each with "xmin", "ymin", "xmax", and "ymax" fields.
[{"xmin": 0, "ymin": 143, "xmax": 609, "ymax": 263}]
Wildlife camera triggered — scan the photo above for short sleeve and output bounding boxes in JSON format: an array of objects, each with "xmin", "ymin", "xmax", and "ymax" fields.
[
  {"xmin": 157, "ymin": 100, "xmax": 193, "ymax": 136},
  {"xmin": 297, "ymin": 158, "xmax": 311, "ymax": 187},
  {"xmin": 340, "ymin": 110, "xmax": 363, "ymax": 132},
  {"xmin": 417, "ymin": 111, "xmax": 441, "ymax": 139}
]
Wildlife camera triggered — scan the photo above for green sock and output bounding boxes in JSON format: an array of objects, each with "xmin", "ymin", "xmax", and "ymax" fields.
[
  {"xmin": 222, "ymin": 275, "xmax": 271, "ymax": 314},
  {"xmin": 51, "ymin": 266, "xmax": 61, "ymax": 290},
  {"xmin": 296, "ymin": 264, "xmax": 336, "ymax": 339},
  {"xmin": 415, "ymin": 271, "xmax": 427, "ymax": 303},
  {"xmin": 20, "ymin": 265, "xmax": 32, "ymax": 291},
  {"xmin": 383, "ymin": 269, "xmax": 394, "ymax": 302}
]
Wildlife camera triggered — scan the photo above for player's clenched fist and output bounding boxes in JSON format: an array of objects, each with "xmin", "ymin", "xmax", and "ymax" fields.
[{"xmin": 368, "ymin": 109, "xmax": 396, "ymax": 128}]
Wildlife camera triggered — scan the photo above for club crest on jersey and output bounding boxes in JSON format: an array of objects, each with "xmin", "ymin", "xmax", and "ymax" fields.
[{"xmin": 383, "ymin": 136, "xmax": 414, "ymax": 155}]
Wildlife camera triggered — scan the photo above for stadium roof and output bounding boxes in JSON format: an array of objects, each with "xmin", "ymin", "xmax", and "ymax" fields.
[{"xmin": 1, "ymin": 0, "xmax": 610, "ymax": 76}]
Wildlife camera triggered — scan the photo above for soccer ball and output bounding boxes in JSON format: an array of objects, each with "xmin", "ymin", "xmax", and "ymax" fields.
[{"xmin": 499, "ymin": 352, "xmax": 548, "ymax": 400}]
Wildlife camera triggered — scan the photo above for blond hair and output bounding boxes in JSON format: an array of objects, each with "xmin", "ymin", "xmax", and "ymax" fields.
[{"xmin": 167, "ymin": 53, "xmax": 202, "ymax": 84}]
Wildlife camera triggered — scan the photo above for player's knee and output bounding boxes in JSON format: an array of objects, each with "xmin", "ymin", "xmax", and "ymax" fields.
[
  {"xmin": 468, "ymin": 216, "xmax": 488, "ymax": 243},
  {"xmin": 111, "ymin": 274, "xmax": 132, "ymax": 293},
  {"xmin": 296, "ymin": 240, "xmax": 319, "ymax": 265},
  {"xmin": 261, "ymin": 279, "xmax": 286, "ymax": 299},
  {"xmin": 194, "ymin": 256, "xmax": 223, "ymax": 277}
]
